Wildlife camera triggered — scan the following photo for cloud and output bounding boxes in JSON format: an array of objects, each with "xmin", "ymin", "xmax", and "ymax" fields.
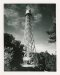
[
  {"xmin": 4, "ymin": 8, "xmax": 25, "ymax": 32},
  {"xmin": 29, "ymin": 5, "xmax": 42, "ymax": 26},
  {"xmin": 4, "ymin": 4, "xmax": 42, "ymax": 31},
  {"xmin": 34, "ymin": 13, "xmax": 42, "ymax": 23},
  {"xmin": 30, "ymin": 4, "xmax": 39, "ymax": 14},
  {"xmin": 4, "ymin": 8, "xmax": 18, "ymax": 18},
  {"xmin": 31, "ymin": 13, "xmax": 42, "ymax": 27}
]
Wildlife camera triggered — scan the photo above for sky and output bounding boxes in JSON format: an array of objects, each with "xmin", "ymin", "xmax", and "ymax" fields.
[{"xmin": 4, "ymin": 4, "xmax": 56, "ymax": 54}]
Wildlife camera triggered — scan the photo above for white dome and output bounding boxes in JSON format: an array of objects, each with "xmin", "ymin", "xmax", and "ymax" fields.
[{"xmin": 26, "ymin": 9, "xmax": 31, "ymax": 14}]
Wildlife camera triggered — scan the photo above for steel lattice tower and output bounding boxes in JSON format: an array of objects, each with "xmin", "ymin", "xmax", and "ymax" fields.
[{"xmin": 22, "ymin": 5, "xmax": 38, "ymax": 67}]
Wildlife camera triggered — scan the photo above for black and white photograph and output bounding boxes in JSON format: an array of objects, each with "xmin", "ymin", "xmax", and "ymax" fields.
[{"xmin": 4, "ymin": 4, "xmax": 56, "ymax": 71}]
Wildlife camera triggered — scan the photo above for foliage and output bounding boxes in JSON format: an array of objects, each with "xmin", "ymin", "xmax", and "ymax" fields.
[
  {"xmin": 4, "ymin": 33, "xmax": 24, "ymax": 71},
  {"xmin": 47, "ymin": 18, "xmax": 56, "ymax": 43},
  {"xmin": 4, "ymin": 33, "xmax": 15, "ymax": 47},
  {"xmin": 35, "ymin": 51, "xmax": 56, "ymax": 71},
  {"xmin": 4, "ymin": 33, "xmax": 56, "ymax": 71},
  {"xmin": 44, "ymin": 51, "xmax": 56, "ymax": 71}
]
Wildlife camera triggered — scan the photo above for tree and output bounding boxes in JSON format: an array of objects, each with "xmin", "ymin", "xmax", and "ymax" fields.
[
  {"xmin": 47, "ymin": 18, "xmax": 56, "ymax": 43},
  {"xmin": 44, "ymin": 51, "xmax": 56, "ymax": 71},
  {"xmin": 36, "ymin": 51, "xmax": 56, "ymax": 71},
  {"xmin": 4, "ymin": 33, "xmax": 15, "ymax": 47},
  {"xmin": 10, "ymin": 40, "xmax": 24, "ymax": 70},
  {"xmin": 4, "ymin": 33, "xmax": 24, "ymax": 71},
  {"xmin": 4, "ymin": 33, "xmax": 15, "ymax": 71}
]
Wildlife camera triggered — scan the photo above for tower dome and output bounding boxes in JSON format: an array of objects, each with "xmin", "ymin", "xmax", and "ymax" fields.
[{"xmin": 25, "ymin": 5, "xmax": 31, "ymax": 15}]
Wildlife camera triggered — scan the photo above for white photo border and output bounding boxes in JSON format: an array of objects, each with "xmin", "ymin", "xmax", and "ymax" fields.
[{"xmin": 0, "ymin": 0, "xmax": 60, "ymax": 75}]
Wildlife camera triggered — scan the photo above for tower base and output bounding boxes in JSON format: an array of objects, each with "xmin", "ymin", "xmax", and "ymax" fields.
[
  {"xmin": 21, "ymin": 64, "xmax": 35, "ymax": 67},
  {"xmin": 21, "ymin": 57, "xmax": 36, "ymax": 68}
]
